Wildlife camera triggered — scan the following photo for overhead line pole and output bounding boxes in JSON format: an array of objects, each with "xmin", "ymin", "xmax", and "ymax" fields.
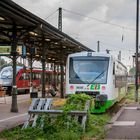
[
  {"xmin": 58, "ymin": 7, "xmax": 64, "ymax": 98},
  {"xmin": 135, "ymin": 0, "xmax": 139, "ymax": 102},
  {"xmin": 97, "ymin": 41, "xmax": 100, "ymax": 52}
]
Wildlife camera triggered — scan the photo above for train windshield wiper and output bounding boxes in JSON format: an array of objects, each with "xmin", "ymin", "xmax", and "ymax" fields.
[{"xmin": 87, "ymin": 70, "xmax": 106, "ymax": 86}]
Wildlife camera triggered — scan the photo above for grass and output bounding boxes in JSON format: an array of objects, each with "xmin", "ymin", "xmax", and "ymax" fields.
[
  {"xmin": 2, "ymin": 85, "xmax": 137, "ymax": 140},
  {"xmin": 0, "ymin": 94, "xmax": 111, "ymax": 140},
  {"xmin": 85, "ymin": 114, "xmax": 110, "ymax": 140},
  {"xmin": 0, "ymin": 114, "xmax": 110, "ymax": 140},
  {"xmin": 0, "ymin": 127, "xmax": 82, "ymax": 140},
  {"xmin": 123, "ymin": 84, "xmax": 140, "ymax": 105}
]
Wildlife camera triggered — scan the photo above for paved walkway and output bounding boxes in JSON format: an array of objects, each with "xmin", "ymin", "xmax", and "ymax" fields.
[
  {"xmin": 105, "ymin": 104, "xmax": 140, "ymax": 140},
  {"xmin": 0, "ymin": 101, "xmax": 29, "ymax": 132},
  {"xmin": 3, "ymin": 95, "xmax": 140, "ymax": 139},
  {"xmin": 0, "ymin": 94, "xmax": 65, "ymax": 132}
]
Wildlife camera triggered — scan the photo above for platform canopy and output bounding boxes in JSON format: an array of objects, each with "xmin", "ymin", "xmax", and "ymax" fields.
[{"xmin": 0, "ymin": 0, "xmax": 93, "ymax": 65}]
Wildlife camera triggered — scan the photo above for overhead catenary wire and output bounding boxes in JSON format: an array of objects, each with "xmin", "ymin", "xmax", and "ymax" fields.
[
  {"xmin": 62, "ymin": 8, "xmax": 135, "ymax": 32},
  {"xmin": 45, "ymin": 9, "xmax": 59, "ymax": 20},
  {"xmin": 45, "ymin": 8, "xmax": 135, "ymax": 54},
  {"xmin": 100, "ymin": 41, "xmax": 135, "ymax": 53}
]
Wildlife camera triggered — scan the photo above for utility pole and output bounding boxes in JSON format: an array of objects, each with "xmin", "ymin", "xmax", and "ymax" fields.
[
  {"xmin": 118, "ymin": 51, "xmax": 121, "ymax": 61},
  {"xmin": 58, "ymin": 7, "xmax": 64, "ymax": 98},
  {"xmin": 58, "ymin": 7, "xmax": 62, "ymax": 31},
  {"xmin": 97, "ymin": 41, "xmax": 100, "ymax": 52},
  {"xmin": 135, "ymin": 0, "xmax": 139, "ymax": 102}
]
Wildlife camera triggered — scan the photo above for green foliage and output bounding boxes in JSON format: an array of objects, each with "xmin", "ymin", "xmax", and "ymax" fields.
[
  {"xmin": 129, "ymin": 67, "xmax": 135, "ymax": 75},
  {"xmin": 0, "ymin": 94, "xmax": 110, "ymax": 140},
  {"xmin": 123, "ymin": 85, "xmax": 140, "ymax": 104},
  {"xmin": 63, "ymin": 94, "xmax": 92, "ymax": 112},
  {"xmin": 0, "ymin": 127, "xmax": 44, "ymax": 140},
  {"xmin": 85, "ymin": 114, "xmax": 110, "ymax": 139}
]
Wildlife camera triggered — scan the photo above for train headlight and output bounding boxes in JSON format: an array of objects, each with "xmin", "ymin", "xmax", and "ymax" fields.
[
  {"xmin": 70, "ymin": 85, "xmax": 74, "ymax": 90},
  {"xmin": 101, "ymin": 86, "xmax": 106, "ymax": 91}
]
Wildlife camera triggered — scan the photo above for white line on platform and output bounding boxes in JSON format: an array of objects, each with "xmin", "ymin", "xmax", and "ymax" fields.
[
  {"xmin": 0, "ymin": 113, "xmax": 28, "ymax": 123},
  {"xmin": 124, "ymin": 107, "xmax": 137, "ymax": 110},
  {"xmin": 113, "ymin": 121, "xmax": 136, "ymax": 126}
]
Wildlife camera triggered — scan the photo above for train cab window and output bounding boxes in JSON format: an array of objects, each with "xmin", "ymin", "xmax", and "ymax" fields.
[
  {"xmin": 1, "ymin": 69, "xmax": 12, "ymax": 78},
  {"xmin": 33, "ymin": 73, "xmax": 36, "ymax": 80}
]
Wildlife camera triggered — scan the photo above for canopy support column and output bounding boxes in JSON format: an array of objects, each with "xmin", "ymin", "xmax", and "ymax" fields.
[
  {"xmin": 11, "ymin": 23, "xmax": 18, "ymax": 112},
  {"xmin": 41, "ymin": 38, "xmax": 46, "ymax": 98}
]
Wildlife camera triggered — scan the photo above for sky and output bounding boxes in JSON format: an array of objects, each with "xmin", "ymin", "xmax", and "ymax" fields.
[{"xmin": 12, "ymin": 0, "xmax": 137, "ymax": 70}]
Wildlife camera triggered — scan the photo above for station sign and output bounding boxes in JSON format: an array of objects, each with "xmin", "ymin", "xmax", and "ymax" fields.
[
  {"xmin": 0, "ymin": 45, "xmax": 26, "ymax": 56},
  {"xmin": 16, "ymin": 46, "xmax": 22, "ymax": 54},
  {"xmin": 17, "ymin": 45, "xmax": 26, "ymax": 58},
  {"xmin": 0, "ymin": 45, "xmax": 11, "ymax": 55}
]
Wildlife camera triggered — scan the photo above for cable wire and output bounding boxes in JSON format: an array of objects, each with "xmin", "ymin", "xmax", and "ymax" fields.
[
  {"xmin": 63, "ymin": 8, "xmax": 135, "ymax": 31},
  {"xmin": 100, "ymin": 41, "xmax": 135, "ymax": 52},
  {"xmin": 45, "ymin": 9, "xmax": 58, "ymax": 19}
]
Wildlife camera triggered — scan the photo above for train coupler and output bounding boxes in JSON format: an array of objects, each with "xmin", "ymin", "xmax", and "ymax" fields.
[{"xmin": 94, "ymin": 94, "xmax": 108, "ymax": 108}]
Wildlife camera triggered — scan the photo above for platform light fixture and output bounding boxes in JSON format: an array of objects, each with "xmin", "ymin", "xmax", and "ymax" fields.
[
  {"xmin": 45, "ymin": 38, "xmax": 51, "ymax": 41},
  {"xmin": 0, "ymin": 16, "xmax": 5, "ymax": 21},
  {"xmin": 29, "ymin": 31, "xmax": 38, "ymax": 36},
  {"xmin": 35, "ymin": 54, "xmax": 40, "ymax": 57},
  {"xmin": 26, "ymin": 52, "xmax": 30, "ymax": 55}
]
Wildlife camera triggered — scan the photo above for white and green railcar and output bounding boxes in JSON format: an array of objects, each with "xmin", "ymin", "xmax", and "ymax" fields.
[{"xmin": 66, "ymin": 51, "xmax": 127, "ymax": 113}]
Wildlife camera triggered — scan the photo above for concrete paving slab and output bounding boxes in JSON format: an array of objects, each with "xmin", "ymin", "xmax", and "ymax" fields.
[
  {"xmin": 0, "ymin": 98, "xmax": 30, "ymax": 132},
  {"xmin": 106, "ymin": 104, "xmax": 140, "ymax": 139},
  {"xmin": 0, "ymin": 94, "xmax": 65, "ymax": 132}
]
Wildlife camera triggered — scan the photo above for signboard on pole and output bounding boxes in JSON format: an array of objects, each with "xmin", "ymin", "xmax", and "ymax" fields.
[
  {"xmin": 22, "ymin": 45, "xmax": 26, "ymax": 58},
  {"xmin": 16, "ymin": 46, "xmax": 22, "ymax": 55},
  {"xmin": 0, "ymin": 46, "xmax": 11, "ymax": 55}
]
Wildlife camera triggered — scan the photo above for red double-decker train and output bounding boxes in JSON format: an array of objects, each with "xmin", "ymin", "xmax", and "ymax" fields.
[{"xmin": 0, "ymin": 66, "xmax": 60, "ymax": 95}]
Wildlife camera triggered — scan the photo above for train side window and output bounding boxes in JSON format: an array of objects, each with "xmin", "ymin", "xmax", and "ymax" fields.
[
  {"xmin": 25, "ymin": 74, "xmax": 30, "ymax": 80},
  {"xmin": 36, "ymin": 73, "xmax": 38, "ymax": 79},
  {"xmin": 23, "ymin": 73, "xmax": 26, "ymax": 79},
  {"xmin": 38, "ymin": 73, "xmax": 41, "ymax": 79},
  {"xmin": 113, "ymin": 62, "xmax": 115, "ymax": 75}
]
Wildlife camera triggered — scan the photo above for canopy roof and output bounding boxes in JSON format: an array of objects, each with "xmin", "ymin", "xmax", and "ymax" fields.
[{"xmin": 0, "ymin": 0, "xmax": 93, "ymax": 64}]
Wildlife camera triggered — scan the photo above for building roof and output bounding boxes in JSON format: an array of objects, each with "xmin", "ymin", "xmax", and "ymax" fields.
[{"xmin": 0, "ymin": 0, "xmax": 93, "ymax": 64}]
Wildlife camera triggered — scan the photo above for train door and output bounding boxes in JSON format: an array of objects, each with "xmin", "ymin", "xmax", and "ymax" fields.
[{"xmin": 17, "ymin": 72, "xmax": 30, "ymax": 92}]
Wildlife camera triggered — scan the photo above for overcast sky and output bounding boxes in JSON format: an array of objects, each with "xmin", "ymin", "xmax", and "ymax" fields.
[{"xmin": 12, "ymin": 0, "xmax": 137, "ymax": 69}]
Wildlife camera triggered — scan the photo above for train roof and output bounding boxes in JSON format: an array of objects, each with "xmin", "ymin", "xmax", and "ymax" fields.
[
  {"xmin": 0, "ymin": 65, "xmax": 23, "ymax": 71},
  {"xmin": 68, "ymin": 51, "xmax": 113, "ymax": 57},
  {"xmin": 68, "ymin": 51, "xmax": 127, "ymax": 70}
]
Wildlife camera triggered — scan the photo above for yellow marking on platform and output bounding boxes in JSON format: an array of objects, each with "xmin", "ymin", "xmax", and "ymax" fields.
[{"xmin": 53, "ymin": 99, "xmax": 66, "ymax": 107}]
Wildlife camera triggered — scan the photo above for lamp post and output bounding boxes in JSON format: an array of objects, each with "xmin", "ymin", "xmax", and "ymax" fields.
[{"xmin": 135, "ymin": 0, "xmax": 139, "ymax": 102}]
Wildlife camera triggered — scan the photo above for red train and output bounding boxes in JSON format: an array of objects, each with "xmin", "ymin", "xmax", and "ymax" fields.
[{"xmin": 0, "ymin": 66, "xmax": 60, "ymax": 95}]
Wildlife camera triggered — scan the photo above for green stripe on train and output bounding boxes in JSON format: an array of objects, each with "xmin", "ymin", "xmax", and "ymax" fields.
[{"xmin": 90, "ymin": 99, "xmax": 116, "ymax": 113}]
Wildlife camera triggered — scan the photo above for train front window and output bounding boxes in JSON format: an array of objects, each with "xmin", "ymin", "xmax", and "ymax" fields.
[
  {"xmin": 69, "ymin": 56, "xmax": 109, "ymax": 84},
  {"xmin": 1, "ymin": 69, "xmax": 12, "ymax": 78}
]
